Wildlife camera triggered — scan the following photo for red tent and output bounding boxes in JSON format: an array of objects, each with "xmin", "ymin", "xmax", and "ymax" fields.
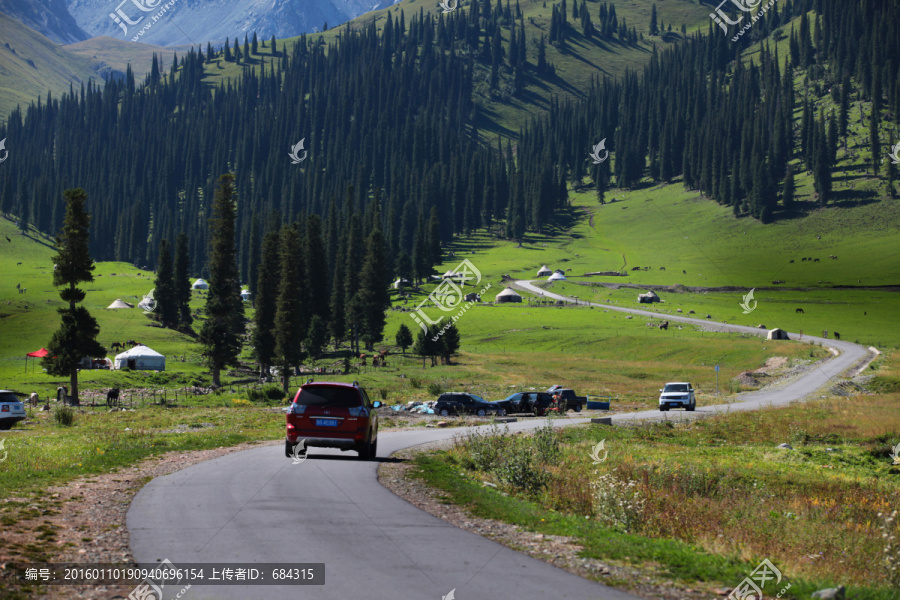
[{"xmin": 25, "ymin": 348, "xmax": 49, "ymax": 372}]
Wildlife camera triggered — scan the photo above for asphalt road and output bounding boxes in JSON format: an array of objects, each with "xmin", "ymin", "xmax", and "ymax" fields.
[{"xmin": 127, "ymin": 282, "xmax": 871, "ymax": 600}]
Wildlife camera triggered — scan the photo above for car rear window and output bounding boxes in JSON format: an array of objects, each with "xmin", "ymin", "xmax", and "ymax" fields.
[
  {"xmin": 0, "ymin": 393, "xmax": 19, "ymax": 403},
  {"xmin": 664, "ymin": 384, "xmax": 689, "ymax": 393},
  {"xmin": 295, "ymin": 387, "xmax": 361, "ymax": 408}
]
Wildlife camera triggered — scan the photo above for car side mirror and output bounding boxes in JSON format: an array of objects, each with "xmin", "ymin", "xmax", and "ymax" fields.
[{"xmin": 372, "ymin": 401, "xmax": 382, "ymax": 409}]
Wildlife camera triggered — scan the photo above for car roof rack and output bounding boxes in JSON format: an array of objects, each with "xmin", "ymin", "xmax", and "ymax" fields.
[{"xmin": 305, "ymin": 378, "xmax": 314, "ymax": 384}]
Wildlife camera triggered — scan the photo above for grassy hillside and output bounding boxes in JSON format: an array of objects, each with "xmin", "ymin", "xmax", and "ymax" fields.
[{"xmin": 0, "ymin": 12, "xmax": 100, "ymax": 122}]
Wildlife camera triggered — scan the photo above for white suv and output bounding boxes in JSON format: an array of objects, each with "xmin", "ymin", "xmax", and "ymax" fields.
[
  {"xmin": 0, "ymin": 391, "xmax": 26, "ymax": 429},
  {"xmin": 659, "ymin": 382, "xmax": 696, "ymax": 412}
]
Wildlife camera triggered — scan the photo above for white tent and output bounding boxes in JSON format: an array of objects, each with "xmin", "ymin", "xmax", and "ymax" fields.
[
  {"xmin": 240, "ymin": 289, "xmax": 252, "ymax": 301},
  {"xmin": 495, "ymin": 287, "xmax": 523, "ymax": 303},
  {"xmin": 537, "ymin": 265, "xmax": 552, "ymax": 277},
  {"xmin": 192, "ymin": 278, "xmax": 209, "ymax": 290},
  {"xmin": 114, "ymin": 345, "xmax": 165, "ymax": 371},
  {"xmin": 106, "ymin": 299, "xmax": 134, "ymax": 309},
  {"xmin": 767, "ymin": 328, "xmax": 790, "ymax": 340},
  {"xmin": 638, "ymin": 291, "xmax": 660, "ymax": 303},
  {"xmin": 442, "ymin": 270, "xmax": 457, "ymax": 279},
  {"xmin": 548, "ymin": 270, "xmax": 567, "ymax": 281},
  {"xmin": 392, "ymin": 278, "xmax": 410, "ymax": 289}
]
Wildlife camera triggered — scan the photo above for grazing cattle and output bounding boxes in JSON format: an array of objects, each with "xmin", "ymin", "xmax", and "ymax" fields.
[
  {"xmin": 801, "ymin": 258, "xmax": 807, "ymax": 261},
  {"xmin": 789, "ymin": 260, "xmax": 794, "ymax": 263},
  {"xmin": 29, "ymin": 392, "xmax": 39, "ymax": 406},
  {"xmin": 796, "ymin": 308, "xmax": 804, "ymax": 314},
  {"xmin": 829, "ymin": 255, "xmax": 838, "ymax": 259},
  {"xmin": 106, "ymin": 388, "xmax": 120, "ymax": 407},
  {"xmin": 682, "ymin": 270, "xmax": 686, "ymax": 274},
  {"xmin": 660, "ymin": 267, "xmax": 666, "ymax": 271},
  {"xmin": 834, "ymin": 332, "xmax": 840, "ymax": 340},
  {"xmin": 631, "ymin": 267, "xmax": 641, "ymax": 271},
  {"xmin": 813, "ymin": 258, "xmax": 820, "ymax": 262},
  {"xmin": 359, "ymin": 354, "xmax": 367, "ymax": 366}
]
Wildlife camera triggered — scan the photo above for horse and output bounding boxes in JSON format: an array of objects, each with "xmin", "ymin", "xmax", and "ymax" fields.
[{"xmin": 106, "ymin": 388, "xmax": 120, "ymax": 407}]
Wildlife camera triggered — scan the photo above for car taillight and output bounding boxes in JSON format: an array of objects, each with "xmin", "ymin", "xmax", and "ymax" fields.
[
  {"xmin": 290, "ymin": 404, "xmax": 306, "ymax": 415},
  {"xmin": 347, "ymin": 407, "xmax": 368, "ymax": 417},
  {"xmin": 1, "ymin": 405, "xmax": 9, "ymax": 412}
]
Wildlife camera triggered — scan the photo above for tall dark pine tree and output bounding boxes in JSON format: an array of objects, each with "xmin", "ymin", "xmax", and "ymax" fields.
[
  {"xmin": 273, "ymin": 225, "xmax": 307, "ymax": 393},
  {"xmin": 154, "ymin": 239, "xmax": 178, "ymax": 328},
  {"xmin": 174, "ymin": 233, "xmax": 193, "ymax": 329},
  {"xmin": 358, "ymin": 227, "xmax": 391, "ymax": 350},
  {"xmin": 199, "ymin": 174, "xmax": 245, "ymax": 386},
  {"xmin": 252, "ymin": 228, "xmax": 280, "ymax": 375},
  {"xmin": 44, "ymin": 189, "xmax": 105, "ymax": 405}
]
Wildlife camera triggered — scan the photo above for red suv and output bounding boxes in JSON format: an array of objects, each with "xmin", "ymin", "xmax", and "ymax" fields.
[{"xmin": 285, "ymin": 381, "xmax": 381, "ymax": 460}]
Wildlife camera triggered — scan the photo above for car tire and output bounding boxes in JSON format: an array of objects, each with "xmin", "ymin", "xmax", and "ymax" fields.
[
  {"xmin": 476, "ymin": 409, "xmax": 486, "ymax": 416},
  {"xmin": 285, "ymin": 440, "xmax": 296, "ymax": 458},
  {"xmin": 440, "ymin": 408, "xmax": 450, "ymax": 416},
  {"xmin": 660, "ymin": 406, "xmax": 669, "ymax": 412},
  {"xmin": 357, "ymin": 435, "xmax": 374, "ymax": 460},
  {"xmin": 574, "ymin": 404, "xmax": 582, "ymax": 413},
  {"xmin": 687, "ymin": 403, "xmax": 696, "ymax": 412}
]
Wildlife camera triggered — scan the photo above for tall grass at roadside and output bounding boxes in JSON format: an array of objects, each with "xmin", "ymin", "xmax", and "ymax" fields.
[{"xmin": 443, "ymin": 381, "xmax": 900, "ymax": 589}]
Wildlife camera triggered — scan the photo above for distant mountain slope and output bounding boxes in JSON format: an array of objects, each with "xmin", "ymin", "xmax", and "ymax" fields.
[
  {"xmin": 0, "ymin": 0, "xmax": 88, "ymax": 43},
  {"xmin": 65, "ymin": 0, "xmax": 401, "ymax": 46},
  {"xmin": 0, "ymin": 11, "xmax": 96, "ymax": 122},
  {"xmin": 63, "ymin": 36, "xmax": 195, "ymax": 82}
]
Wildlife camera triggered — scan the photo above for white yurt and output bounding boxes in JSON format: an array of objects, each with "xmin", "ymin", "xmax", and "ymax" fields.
[
  {"xmin": 548, "ymin": 270, "xmax": 567, "ymax": 281},
  {"xmin": 114, "ymin": 345, "xmax": 166, "ymax": 371},
  {"xmin": 495, "ymin": 287, "xmax": 523, "ymax": 303},
  {"xmin": 392, "ymin": 278, "xmax": 410, "ymax": 289},
  {"xmin": 192, "ymin": 278, "xmax": 209, "ymax": 290},
  {"xmin": 638, "ymin": 291, "xmax": 661, "ymax": 303},
  {"xmin": 240, "ymin": 289, "xmax": 252, "ymax": 301},
  {"xmin": 537, "ymin": 265, "xmax": 552, "ymax": 277},
  {"xmin": 106, "ymin": 299, "xmax": 134, "ymax": 309},
  {"xmin": 767, "ymin": 328, "xmax": 790, "ymax": 340}
]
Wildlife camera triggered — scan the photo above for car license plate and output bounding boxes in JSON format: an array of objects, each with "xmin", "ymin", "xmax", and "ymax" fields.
[{"xmin": 315, "ymin": 418, "xmax": 339, "ymax": 427}]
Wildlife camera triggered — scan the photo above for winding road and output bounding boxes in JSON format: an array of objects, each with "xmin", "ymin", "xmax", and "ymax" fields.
[{"xmin": 127, "ymin": 281, "xmax": 872, "ymax": 600}]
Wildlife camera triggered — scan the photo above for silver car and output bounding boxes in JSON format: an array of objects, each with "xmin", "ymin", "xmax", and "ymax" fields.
[
  {"xmin": 0, "ymin": 390, "xmax": 26, "ymax": 430},
  {"xmin": 658, "ymin": 382, "xmax": 696, "ymax": 412}
]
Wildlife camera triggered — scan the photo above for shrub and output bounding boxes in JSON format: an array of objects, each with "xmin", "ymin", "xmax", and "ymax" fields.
[
  {"xmin": 246, "ymin": 388, "xmax": 267, "ymax": 402},
  {"xmin": 590, "ymin": 470, "xmax": 646, "ymax": 533},
  {"xmin": 378, "ymin": 388, "xmax": 389, "ymax": 400},
  {"xmin": 52, "ymin": 406, "xmax": 76, "ymax": 427},
  {"xmin": 409, "ymin": 377, "xmax": 422, "ymax": 389},
  {"xmin": 426, "ymin": 382, "xmax": 444, "ymax": 396},
  {"xmin": 880, "ymin": 511, "xmax": 900, "ymax": 589},
  {"xmin": 495, "ymin": 445, "xmax": 547, "ymax": 496}
]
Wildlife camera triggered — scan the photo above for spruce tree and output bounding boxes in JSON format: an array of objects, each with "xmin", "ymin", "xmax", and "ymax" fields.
[
  {"xmin": 174, "ymin": 233, "xmax": 193, "ymax": 329},
  {"xmin": 199, "ymin": 174, "xmax": 245, "ymax": 387},
  {"xmin": 395, "ymin": 323, "xmax": 413, "ymax": 354},
  {"xmin": 273, "ymin": 225, "xmax": 307, "ymax": 393},
  {"xmin": 44, "ymin": 189, "xmax": 105, "ymax": 405},
  {"xmin": 154, "ymin": 239, "xmax": 178, "ymax": 328},
  {"xmin": 649, "ymin": 3, "xmax": 658, "ymax": 36},
  {"xmin": 870, "ymin": 108, "xmax": 881, "ymax": 177},
  {"xmin": 439, "ymin": 321, "xmax": 461, "ymax": 364},
  {"xmin": 252, "ymin": 228, "xmax": 280, "ymax": 375},
  {"xmin": 782, "ymin": 168, "xmax": 795, "ymax": 209},
  {"xmin": 358, "ymin": 227, "xmax": 391, "ymax": 350}
]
